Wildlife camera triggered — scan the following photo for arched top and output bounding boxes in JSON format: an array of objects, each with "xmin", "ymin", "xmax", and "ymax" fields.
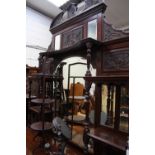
[
  {"xmin": 50, "ymin": 0, "xmax": 106, "ymax": 33},
  {"xmin": 102, "ymin": 18, "xmax": 129, "ymax": 42}
]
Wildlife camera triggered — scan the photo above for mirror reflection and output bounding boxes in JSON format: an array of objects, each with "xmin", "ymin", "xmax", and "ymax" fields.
[
  {"xmin": 101, "ymin": 84, "xmax": 116, "ymax": 128},
  {"xmin": 55, "ymin": 34, "xmax": 61, "ymax": 50},
  {"xmin": 59, "ymin": 57, "xmax": 96, "ymax": 147},
  {"xmin": 88, "ymin": 19, "xmax": 97, "ymax": 39},
  {"xmin": 119, "ymin": 85, "xmax": 129, "ymax": 132}
]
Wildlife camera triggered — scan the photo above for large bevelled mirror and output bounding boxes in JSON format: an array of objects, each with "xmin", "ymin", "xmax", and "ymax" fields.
[{"xmin": 59, "ymin": 56, "xmax": 96, "ymax": 147}]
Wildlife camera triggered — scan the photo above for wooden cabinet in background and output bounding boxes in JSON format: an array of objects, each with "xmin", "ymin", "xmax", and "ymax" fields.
[{"xmin": 26, "ymin": 65, "xmax": 40, "ymax": 76}]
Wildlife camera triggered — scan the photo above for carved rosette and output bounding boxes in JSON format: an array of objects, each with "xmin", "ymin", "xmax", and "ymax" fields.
[{"xmin": 68, "ymin": 3, "xmax": 77, "ymax": 18}]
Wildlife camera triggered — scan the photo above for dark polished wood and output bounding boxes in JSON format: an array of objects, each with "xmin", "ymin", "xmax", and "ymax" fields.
[
  {"xmin": 31, "ymin": 98, "xmax": 55, "ymax": 105},
  {"xmin": 87, "ymin": 127, "xmax": 127, "ymax": 155},
  {"xmin": 35, "ymin": 0, "xmax": 129, "ymax": 154},
  {"xmin": 40, "ymin": 38, "xmax": 103, "ymax": 56},
  {"xmin": 26, "ymin": 94, "xmax": 37, "ymax": 100},
  {"xmin": 84, "ymin": 75, "xmax": 128, "ymax": 83},
  {"xmin": 102, "ymin": 48, "xmax": 129, "ymax": 72},
  {"xmin": 26, "ymin": 95, "xmax": 37, "ymax": 126},
  {"xmin": 27, "ymin": 65, "xmax": 55, "ymax": 153},
  {"xmin": 102, "ymin": 37, "xmax": 129, "ymax": 50},
  {"xmin": 39, "ymin": 39, "xmax": 129, "ymax": 155},
  {"xmin": 103, "ymin": 19, "xmax": 128, "ymax": 42},
  {"xmin": 50, "ymin": 2, "xmax": 106, "ymax": 34},
  {"xmin": 88, "ymin": 127, "xmax": 127, "ymax": 151}
]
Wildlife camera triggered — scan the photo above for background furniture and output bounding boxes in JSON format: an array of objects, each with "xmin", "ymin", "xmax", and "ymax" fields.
[{"xmin": 29, "ymin": 74, "xmax": 53, "ymax": 154}]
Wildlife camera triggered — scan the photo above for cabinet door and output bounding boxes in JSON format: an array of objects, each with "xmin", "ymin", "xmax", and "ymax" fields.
[
  {"xmin": 100, "ymin": 83, "xmax": 129, "ymax": 133},
  {"xmin": 119, "ymin": 85, "xmax": 129, "ymax": 132},
  {"xmin": 100, "ymin": 84, "xmax": 116, "ymax": 128}
]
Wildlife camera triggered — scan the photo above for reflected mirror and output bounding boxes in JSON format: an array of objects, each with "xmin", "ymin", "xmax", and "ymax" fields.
[
  {"xmin": 88, "ymin": 19, "xmax": 97, "ymax": 39},
  {"xmin": 119, "ymin": 85, "xmax": 129, "ymax": 132},
  {"xmin": 59, "ymin": 57, "xmax": 96, "ymax": 147},
  {"xmin": 55, "ymin": 34, "xmax": 61, "ymax": 50},
  {"xmin": 101, "ymin": 84, "xmax": 116, "ymax": 128}
]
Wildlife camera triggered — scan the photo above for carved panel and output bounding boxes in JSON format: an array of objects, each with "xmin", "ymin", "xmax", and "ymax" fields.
[
  {"xmin": 102, "ymin": 48, "xmax": 129, "ymax": 72},
  {"xmin": 62, "ymin": 27, "xmax": 83, "ymax": 48},
  {"xmin": 103, "ymin": 19, "xmax": 128, "ymax": 42},
  {"xmin": 51, "ymin": 12, "xmax": 64, "ymax": 28}
]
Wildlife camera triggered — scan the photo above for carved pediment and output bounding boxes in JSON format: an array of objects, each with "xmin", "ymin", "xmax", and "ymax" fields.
[
  {"xmin": 50, "ymin": 0, "xmax": 105, "ymax": 30},
  {"xmin": 103, "ymin": 18, "xmax": 129, "ymax": 42}
]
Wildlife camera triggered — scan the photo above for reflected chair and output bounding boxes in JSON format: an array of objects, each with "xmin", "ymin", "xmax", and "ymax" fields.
[{"xmin": 68, "ymin": 82, "xmax": 85, "ymax": 114}]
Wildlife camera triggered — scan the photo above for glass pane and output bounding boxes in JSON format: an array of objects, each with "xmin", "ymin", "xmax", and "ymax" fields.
[
  {"xmin": 119, "ymin": 85, "xmax": 129, "ymax": 132},
  {"xmin": 101, "ymin": 85, "xmax": 116, "ymax": 128},
  {"xmin": 55, "ymin": 34, "xmax": 61, "ymax": 50},
  {"xmin": 88, "ymin": 19, "xmax": 97, "ymax": 39}
]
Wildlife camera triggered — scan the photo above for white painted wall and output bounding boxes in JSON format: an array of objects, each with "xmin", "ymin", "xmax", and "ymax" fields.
[{"xmin": 26, "ymin": 6, "xmax": 52, "ymax": 67}]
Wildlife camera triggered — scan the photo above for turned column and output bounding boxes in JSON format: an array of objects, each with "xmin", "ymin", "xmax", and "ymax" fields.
[
  {"xmin": 38, "ymin": 55, "xmax": 43, "ymax": 72},
  {"xmin": 84, "ymin": 41, "xmax": 93, "ymax": 122},
  {"xmin": 106, "ymin": 85, "xmax": 115, "ymax": 125},
  {"xmin": 106, "ymin": 84, "xmax": 111, "ymax": 125},
  {"xmin": 110, "ymin": 86, "xmax": 114, "ymax": 124},
  {"xmin": 85, "ymin": 42, "xmax": 92, "ymax": 77},
  {"xmin": 83, "ymin": 122, "xmax": 90, "ymax": 155}
]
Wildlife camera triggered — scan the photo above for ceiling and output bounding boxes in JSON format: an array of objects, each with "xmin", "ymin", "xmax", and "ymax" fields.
[
  {"xmin": 26, "ymin": 0, "xmax": 129, "ymax": 31},
  {"xmin": 26, "ymin": 0, "xmax": 62, "ymax": 18}
]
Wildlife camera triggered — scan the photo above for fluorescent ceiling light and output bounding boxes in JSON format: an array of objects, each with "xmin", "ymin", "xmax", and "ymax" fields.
[{"xmin": 48, "ymin": 0, "xmax": 68, "ymax": 7}]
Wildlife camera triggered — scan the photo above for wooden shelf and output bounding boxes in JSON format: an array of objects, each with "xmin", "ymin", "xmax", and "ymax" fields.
[
  {"xmin": 40, "ymin": 38, "xmax": 103, "ymax": 57},
  {"xmin": 31, "ymin": 98, "xmax": 55, "ymax": 104},
  {"xmin": 84, "ymin": 76, "xmax": 128, "ymax": 83},
  {"xmin": 30, "ymin": 121, "xmax": 53, "ymax": 131},
  {"xmin": 88, "ymin": 127, "xmax": 127, "ymax": 151}
]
